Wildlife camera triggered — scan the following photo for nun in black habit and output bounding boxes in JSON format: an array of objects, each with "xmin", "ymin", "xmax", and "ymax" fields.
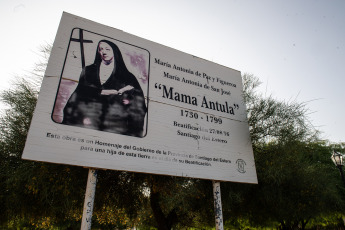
[{"xmin": 62, "ymin": 40, "xmax": 147, "ymax": 137}]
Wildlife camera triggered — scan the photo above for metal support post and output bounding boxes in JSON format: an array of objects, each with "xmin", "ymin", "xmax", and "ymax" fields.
[
  {"xmin": 213, "ymin": 180, "xmax": 224, "ymax": 230},
  {"xmin": 81, "ymin": 168, "xmax": 98, "ymax": 230}
]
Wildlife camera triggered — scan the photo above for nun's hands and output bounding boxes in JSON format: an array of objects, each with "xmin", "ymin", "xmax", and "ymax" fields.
[
  {"xmin": 101, "ymin": 89, "xmax": 119, "ymax": 95},
  {"xmin": 101, "ymin": 85, "xmax": 133, "ymax": 95},
  {"xmin": 118, "ymin": 85, "xmax": 134, "ymax": 95}
]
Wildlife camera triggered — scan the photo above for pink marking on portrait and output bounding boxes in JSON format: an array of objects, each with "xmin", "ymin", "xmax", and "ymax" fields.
[
  {"xmin": 83, "ymin": 118, "xmax": 92, "ymax": 125},
  {"xmin": 52, "ymin": 79, "xmax": 78, "ymax": 123},
  {"xmin": 123, "ymin": 99, "xmax": 130, "ymax": 105},
  {"xmin": 126, "ymin": 52, "xmax": 148, "ymax": 84}
]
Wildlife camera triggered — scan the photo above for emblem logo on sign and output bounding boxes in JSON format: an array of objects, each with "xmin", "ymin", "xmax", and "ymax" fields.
[{"xmin": 236, "ymin": 159, "xmax": 246, "ymax": 173}]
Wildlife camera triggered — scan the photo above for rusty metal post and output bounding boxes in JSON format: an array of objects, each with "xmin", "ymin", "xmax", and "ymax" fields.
[
  {"xmin": 81, "ymin": 169, "xmax": 98, "ymax": 230},
  {"xmin": 213, "ymin": 181, "xmax": 224, "ymax": 230}
]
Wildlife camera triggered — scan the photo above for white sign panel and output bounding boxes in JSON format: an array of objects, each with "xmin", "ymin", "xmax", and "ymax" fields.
[{"xmin": 22, "ymin": 12, "xmax": 257, "ymax": 183}]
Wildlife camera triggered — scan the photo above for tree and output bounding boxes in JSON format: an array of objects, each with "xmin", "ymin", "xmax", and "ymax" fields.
[
  {"xmin": 243, "ymin": 141, "xmax": 344, "ymax": 229},
  {"xmin": 221, "ymin": 74, "xmax": 345, "ymax": 229},
  {"xmin": 242, "ymin": 73, "xmax": 318, "ymax": 145}
]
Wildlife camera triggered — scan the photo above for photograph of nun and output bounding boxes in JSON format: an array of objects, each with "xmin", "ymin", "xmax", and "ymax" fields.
[{"xmin": 61, "ymin": 40, "xmax": 147, "ymax": 137}]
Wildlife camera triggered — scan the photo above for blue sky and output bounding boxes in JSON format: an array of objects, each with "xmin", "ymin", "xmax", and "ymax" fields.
[{"xmin": 1, "ymin": 0, "xmax": 344, "ymax": 142}]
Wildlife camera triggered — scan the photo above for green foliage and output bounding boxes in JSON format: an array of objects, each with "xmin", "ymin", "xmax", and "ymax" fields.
[
  {"xmin": 243, "ymin": 73, "xmax": 318, "ymax": 145},
  {"xmin": 221, "ymin": 74, "xmax": 345, "ymax": 229},
  {"xmin": 0, "ymin": 61, "xmax": 88, "ymax": 227},
  {"xmin": 252, "ymin": 141, "xmax": 344, "ymax": 226},
  {"xmin": 146, "ymin": 175, "xmax": 214, "ymax": 229}
]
